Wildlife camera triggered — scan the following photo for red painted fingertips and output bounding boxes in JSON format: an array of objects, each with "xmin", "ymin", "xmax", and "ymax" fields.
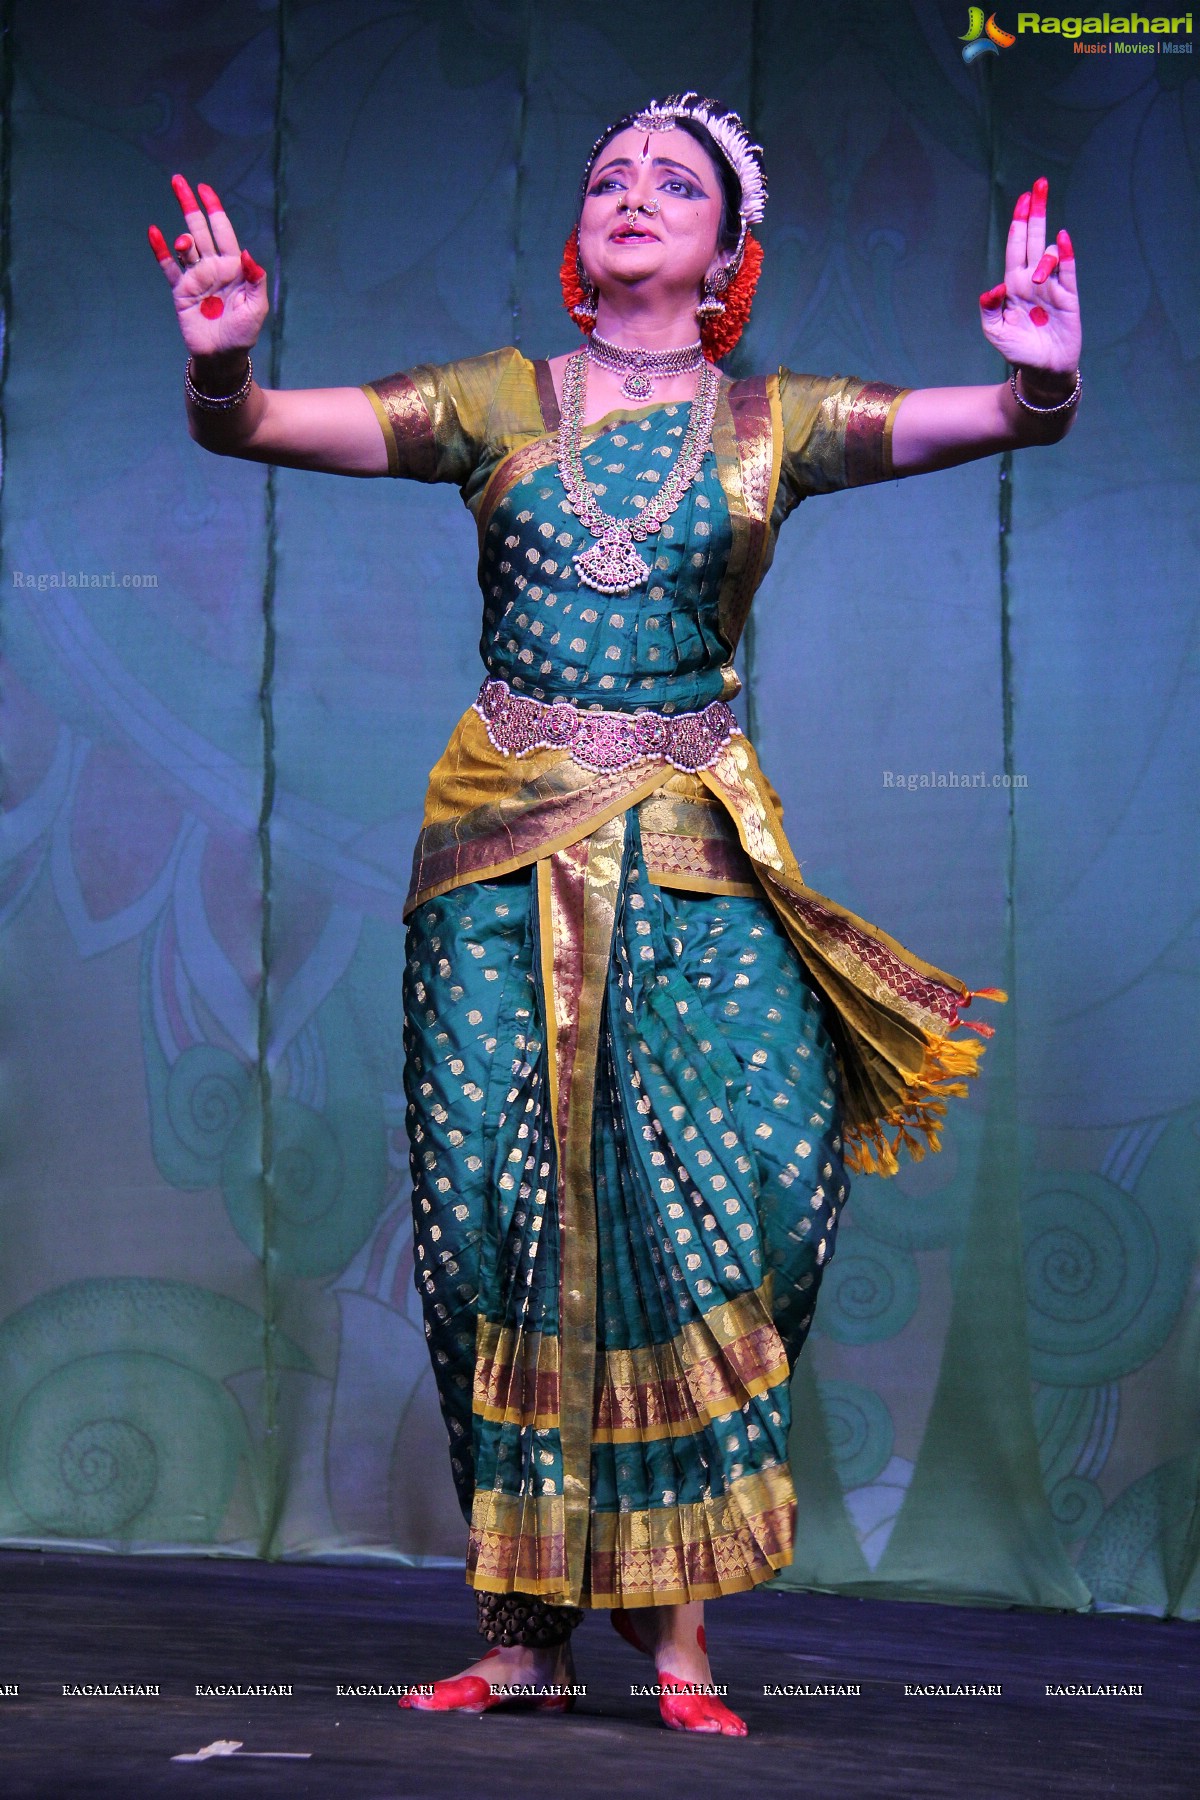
[
  {"xmin": 1031, "ymin": 253, "xmax": 1058, "ymax": 284},
  {"xmin": 174, "ymin": 234, "xmax": 193, "ymax": 255},
  {"xmin": 199, "ymin": 296, "xmax": 225, "ymax": 319},
  {"xmin": 1057, "ymin": 229, "xmax": 1074, "ymax": 260},
  {"xmin": 147, "ymin": 224, "xmax": 171, "ymax": 262},
  {"xmin": 1013, "ymin": 191, "xmax": 1032, "ymax": 221},
  {"xmin": 171, "ymin": 173, "xmax": 198, "ymax": 213},
  {"xmin": 979, "ymin": 283, "xmax": 1006, "ymax": 309},
  {"xmin": 240, "ymin": 249, "xmax": 266, "ymax": 282},
  {"xmin": 1030, "ymin": 306, "xmax": 1050, "ymax": 326},
  {"xmin": 196, "ymin": 182, "xmax": 223, "ymax": 213},
  {"xmin": 1031, "ymin": 176, "xmax": 1049, "ymax": 217}
]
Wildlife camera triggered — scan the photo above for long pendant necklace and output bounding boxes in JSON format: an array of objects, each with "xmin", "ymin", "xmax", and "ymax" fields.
[
  {"xmin": 557, "ymin": 348, "xmax": 720, "ymax": 597},
  {"xmin": 585, "ymin": 330, "xmax": 703, "ymax": 400}
]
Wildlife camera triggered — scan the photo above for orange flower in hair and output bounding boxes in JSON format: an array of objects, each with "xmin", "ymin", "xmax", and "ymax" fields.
[
  {"xmin": 560, "ymin": 227, "xmax": 597, "ymax": 334},
  {"xmin": 698, "ymin": 231, "xmax": 763, "ymax": 362}
]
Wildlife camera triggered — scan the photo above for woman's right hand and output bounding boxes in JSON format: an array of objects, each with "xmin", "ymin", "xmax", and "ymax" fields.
[
  {"xmin": 148, "ymin": 175, "xmax": 268, "ymax": 361},
  {"xmin": 148, "ymin": 174, "xmax": 388, "ymax": 475}
]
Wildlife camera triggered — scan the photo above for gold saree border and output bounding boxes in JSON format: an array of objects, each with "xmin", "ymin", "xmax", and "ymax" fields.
[
  {"xmin": 589, "ymin": 1461, "xmax": 797, "ymax": 1607},
  {"xmin": 881, "ymin": 385, "xmax": 909, "ymax": 480},
  {"xmin": 638, "ymin": 779, "xmax": 759, "ymax": 891},
  {"xmin": 467, "ymin": 1489, "xmax": 567, "ymax": 1594},
  {"xmin": 542, "ymin": 816, "xmax": 627, "ymax": 1604},
  {"xmin": 532, "ymin": 357, "xmax": 560, "ymax": 430},
  {"xmin": 473, "ymin": 1319, "xmax": 561, "ymax": 1431},
  {"xmin": 713, "ymin": 374, "xmax": 785, "ymax": 659},
  {"xmin": 595, "ymin": 1326, "xmax": 789, "ymax": 1442},
  {"xmin": 407, "ymin": 717, "xmax": 763, "ymax": 914},
  {"xmin": 473, "ymin": 1290, "xmax": 791, "ymax": 1441},
  {"xmin": 358, "ymin": 373, "xmax": 437, "ymax": 480},
  {"xmin": 844, "ymin": 382, "xmax": 912, "ymax": 486},
  {"xmin": 467, "ymin": 1464, "xmax": 796, "ymax": 1608},
  {"xmin": 476, "ymin": 433, "xmax": 561, "ymax": 539},
  {"xmin": 405, "ymin": 709, "xmax": 668, "ymax": 914}
]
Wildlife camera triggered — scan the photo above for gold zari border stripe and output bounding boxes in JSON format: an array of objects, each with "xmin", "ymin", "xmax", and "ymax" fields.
[
  {"xmin": 472, "ymin": 1318, "xmax": 790, "ymax": 1440},
  {"xmin": 466, "ymin": 1464, "xmax": 797, "ymax": 1607}
]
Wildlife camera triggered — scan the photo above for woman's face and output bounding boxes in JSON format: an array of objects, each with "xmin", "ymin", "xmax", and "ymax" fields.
[{"xmin": 577, "ymin": 124, "xmax": 727, "ymax": 306}]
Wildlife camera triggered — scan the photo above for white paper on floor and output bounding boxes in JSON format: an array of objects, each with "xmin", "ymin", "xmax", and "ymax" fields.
[{"xmin": 171, "ymin": 1740, "xmax": 313, "ymax": 1761}]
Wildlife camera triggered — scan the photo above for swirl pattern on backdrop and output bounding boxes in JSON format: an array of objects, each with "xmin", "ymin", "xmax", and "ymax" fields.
[
  {"xmin": 1047, "ymin": 1474, "xmax": 1104, "ymax": 1544},
  {"xmin": 817, "ymin": 1378, "xmax": 896, "ymax": 1489},
  {"xmin": 221, "ymin": 1095, "xmax": 387, "ymax": 1278},
  {"xmin": 0, "ymin": 1280, "xmax": 311, "ymax": 1542},
  {"xmin": 166, "ymin": 1044, "xmax": 253, "ymax": 1167},
  {"xmin": 815, "ymin": 1235, "xmax": 920, "ymax": 1345},
  {"xmin": 1021, "ymin": 1175, "xmax": 1190, "ymax": 1387}
]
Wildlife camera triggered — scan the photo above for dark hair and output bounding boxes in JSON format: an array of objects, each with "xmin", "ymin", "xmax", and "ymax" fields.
[
  {"xmin": 671, "ymin": 116, "xmax": 743, "ymax": 254},
  {"xmin": 581, "ymin": 111, "xmax": 743, "ymax": 255}
]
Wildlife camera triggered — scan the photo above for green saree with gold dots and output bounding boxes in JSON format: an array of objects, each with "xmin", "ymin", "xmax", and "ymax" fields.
[{"xmin": 362, "ymin": 349, "xmax": 1004, "ymax": 1609}]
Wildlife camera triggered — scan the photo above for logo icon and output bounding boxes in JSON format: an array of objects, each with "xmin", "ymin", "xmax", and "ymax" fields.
[{"xmin": 960, "ymin": 8, "xmax": 1017, "ymax": 61}]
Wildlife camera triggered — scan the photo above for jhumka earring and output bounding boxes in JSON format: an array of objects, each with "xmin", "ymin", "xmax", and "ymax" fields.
[
  {"xmin": 696, "ymin": 265, "xmax": 729, "ymax": 321},
  {"xmin": 574, "ymin": 248, "xmax": 598, "ymax": 323}
]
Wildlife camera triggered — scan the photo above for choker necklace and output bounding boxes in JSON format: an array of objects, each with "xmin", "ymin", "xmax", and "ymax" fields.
[
  {"xmin": 557, "ymin": 348, "xmax": 720, "ymax": 595},
  {"xmin": 585, "ymin": 330, "xmax": 704, "ymax": 400}
]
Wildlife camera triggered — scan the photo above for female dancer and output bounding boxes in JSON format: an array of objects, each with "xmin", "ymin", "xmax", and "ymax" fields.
[{"xmin": 149, "ymin": 94, "xmax": 1080, "ymax": 1736}]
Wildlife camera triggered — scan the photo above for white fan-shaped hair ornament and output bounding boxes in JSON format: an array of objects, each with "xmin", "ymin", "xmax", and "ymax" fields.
[{"xmin": 631, "ymin": 94, "xmax": 767, "ymax": 225}]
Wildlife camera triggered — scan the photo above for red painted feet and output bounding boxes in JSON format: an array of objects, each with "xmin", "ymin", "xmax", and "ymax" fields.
[
  {"xmin": 399, "ymin": 1674, "xmax": 493, "ymax": 1713},
  {"xmin": 611, "ymin": 1608, "xmax": 747, "ymax": 1735},
  {"xmin": 399, "ymin": 1648, "xmax": 575, "ymax": 1715},
  {"xmin": 657, "ymin": 1674, "xmax": 748, "ymax": 1737}
]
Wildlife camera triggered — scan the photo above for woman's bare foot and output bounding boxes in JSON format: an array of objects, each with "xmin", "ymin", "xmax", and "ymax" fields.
[
  {"xmin": 612, "ymin": 1600, "xmax": 747, "ymax": 1736},
  {"xmin": 401, "ymin": 1639, "xmax": 575, "ymax": 1712}
]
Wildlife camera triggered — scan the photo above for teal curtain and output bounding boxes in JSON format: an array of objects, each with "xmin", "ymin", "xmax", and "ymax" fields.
[{"xmin": 1, "ymin": 1, "xmax": 1196, "ymax": 1614}]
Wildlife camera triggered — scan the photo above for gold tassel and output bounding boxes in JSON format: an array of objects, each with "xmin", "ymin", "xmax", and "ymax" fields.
[{"xmin": 843, "ymin": 1011, "xmax": 1001, "ymax": 1178}]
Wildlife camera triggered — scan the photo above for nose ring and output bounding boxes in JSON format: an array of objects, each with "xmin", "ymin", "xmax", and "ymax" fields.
[{"xmin": 618, "ymin": 197, "xmax": 660, "ymax": 221}]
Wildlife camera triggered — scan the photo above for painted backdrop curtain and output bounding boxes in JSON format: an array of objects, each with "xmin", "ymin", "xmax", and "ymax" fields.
[{"xmin": 1, "ymin": 1, "xmax": 1196, "ymax": 1616}]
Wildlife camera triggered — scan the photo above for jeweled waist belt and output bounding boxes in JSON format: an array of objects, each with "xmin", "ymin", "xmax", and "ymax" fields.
[{"xmin": 473, "ymin": 677, "xmax": 740, "ymax": 775}]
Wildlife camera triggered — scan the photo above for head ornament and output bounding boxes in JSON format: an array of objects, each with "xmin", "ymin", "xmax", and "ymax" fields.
[{"xmin": 627, "ymin": 93, "xmax": 767, "ymax": 228}]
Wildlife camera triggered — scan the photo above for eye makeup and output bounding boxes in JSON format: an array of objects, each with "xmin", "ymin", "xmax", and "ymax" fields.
[{"xmin": 588, "ymin": 155, "xmax": 709, "ymax": 198}]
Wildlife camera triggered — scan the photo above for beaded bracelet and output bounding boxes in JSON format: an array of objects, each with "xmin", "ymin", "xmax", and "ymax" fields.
[
  {"xmin": 1009, "ymin": 366, "xmax": 1081, "ymax": 415},
  {"xmin": 185, "ymin": 354, "xmax": 254, "ymax": 412}
]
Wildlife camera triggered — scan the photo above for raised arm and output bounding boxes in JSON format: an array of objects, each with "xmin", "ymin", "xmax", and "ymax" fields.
[
  {"xmin": 148, "ymin": 175, "xmax": 387, "ymax": 476},
  {"xmin": 890, "ymin": 177, "xmax": 1082, "ymax": 477}
]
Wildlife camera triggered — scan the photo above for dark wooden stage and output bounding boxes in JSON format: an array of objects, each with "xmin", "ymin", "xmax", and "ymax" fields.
[{"xmin": 0, "ymin": 1550, "xmax": 1192, "ymax": 1798}]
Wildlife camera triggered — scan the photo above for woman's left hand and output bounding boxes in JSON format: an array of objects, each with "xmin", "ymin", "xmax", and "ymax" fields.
[{"xmin": 978, "ymin": 177, "xmax": 1081, "ymax": 374}]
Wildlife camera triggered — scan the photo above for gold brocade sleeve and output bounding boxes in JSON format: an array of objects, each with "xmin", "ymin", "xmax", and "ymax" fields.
[
  {"xmin": 360, "ymin": 346, "xmax": 531, "ymax": 486},
  {"xmin": 777, "ymin": 370, "xmax": 911, "ymax": 501}
]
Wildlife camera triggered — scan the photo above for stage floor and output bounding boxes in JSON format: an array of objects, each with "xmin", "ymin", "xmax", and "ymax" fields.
[{"xmin": 0, "ymin": 1550, "xmax": 1193, "ymax": 1798}]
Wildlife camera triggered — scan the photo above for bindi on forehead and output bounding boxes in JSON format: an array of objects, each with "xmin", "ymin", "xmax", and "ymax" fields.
[{"xmin": 640, "ymin": 135, "xmax": 650, "ymax": 161}]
